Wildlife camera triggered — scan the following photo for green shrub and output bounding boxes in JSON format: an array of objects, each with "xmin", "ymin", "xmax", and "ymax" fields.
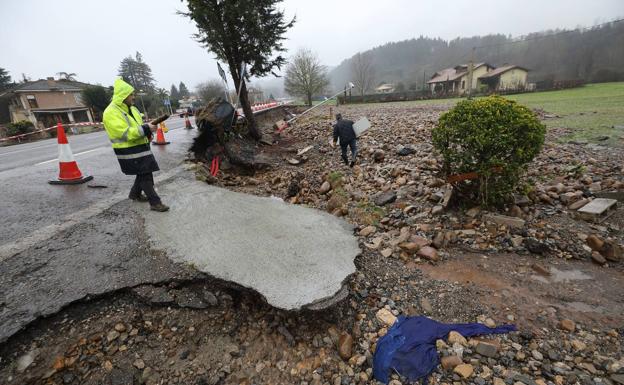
[
  {"xmin": 432, "ymin": 96, "xmax": 546, "ymax": 207},
  {"xmin": 6, "ymin": 120, "xmax": 34, "ymax": 137}
]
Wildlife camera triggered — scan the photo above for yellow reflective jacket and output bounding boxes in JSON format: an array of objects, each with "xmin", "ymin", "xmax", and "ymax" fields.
[{"xmin": 103, "ymin": 78, "xmax": 149, "ymax": 149}]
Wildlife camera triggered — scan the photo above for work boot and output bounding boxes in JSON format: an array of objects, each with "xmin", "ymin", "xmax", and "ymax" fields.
[
  {"xmin": 129, "ymin": 193, "xmax": 149, "ymax": 202},
  {"xmin": 150, "ymin": 203, "xmax": 170, "ymax": 212},
  {"xmin": 349, "ymin": 160, "xmax": 355, "ymax": 168}
]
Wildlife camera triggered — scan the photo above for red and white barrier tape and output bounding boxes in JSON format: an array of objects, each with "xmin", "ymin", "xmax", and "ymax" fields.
[{"xmin": 0, "ymin": 122, "xmax": 103, "ymax": 142}]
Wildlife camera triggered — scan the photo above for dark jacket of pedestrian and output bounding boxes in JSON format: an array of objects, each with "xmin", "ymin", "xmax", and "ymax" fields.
[{"xmin": 333, "ymin": 116, "xmax": 356, "ymax": 145}]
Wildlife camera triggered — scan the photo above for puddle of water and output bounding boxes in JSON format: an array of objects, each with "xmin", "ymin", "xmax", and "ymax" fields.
[{"xmin": 531, "ymin": 267, "xmax": 592, "ymax": 283}]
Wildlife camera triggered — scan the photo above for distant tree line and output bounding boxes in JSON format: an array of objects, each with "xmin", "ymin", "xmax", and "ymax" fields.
[{"xmin": 330, "ymin": 20, "xmax": 624, "ymax": 92}]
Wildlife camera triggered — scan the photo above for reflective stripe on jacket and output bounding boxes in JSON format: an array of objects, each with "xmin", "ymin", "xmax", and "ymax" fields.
[{"xmin": 103, "ymin": 78, "xmax": 159, "ymax": 175}]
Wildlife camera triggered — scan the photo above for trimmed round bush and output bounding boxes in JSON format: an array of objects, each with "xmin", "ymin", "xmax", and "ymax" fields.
[{"xmin": 432, "ymin": 96, "xmax": 546, "ymax": 206}]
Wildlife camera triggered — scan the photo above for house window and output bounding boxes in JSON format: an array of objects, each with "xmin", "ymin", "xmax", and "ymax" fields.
[
  {"xmin": 74, "ymin": 93, "xmax": 83, "ymax": 104},
  {"xmin": 461, "ymin": 80, "xmax": 465, "ymax": 89},
  {"xmin": 26, "ymin": 95, "xmax": 38, "ymax": 108}
]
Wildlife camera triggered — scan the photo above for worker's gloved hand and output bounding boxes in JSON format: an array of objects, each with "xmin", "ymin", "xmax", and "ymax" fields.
[{"xmin": 148, "ymin": 123, "xmax": 158, "ymax": 132}]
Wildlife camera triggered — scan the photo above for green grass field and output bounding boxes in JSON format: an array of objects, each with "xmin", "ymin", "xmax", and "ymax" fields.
[
  {"xmin": 379, "ymin": 82, "xmax": 624, "ymax": 145},
  {"xmin": 506, "ymin": 82, "xmax": 624, "ymax": 145}
]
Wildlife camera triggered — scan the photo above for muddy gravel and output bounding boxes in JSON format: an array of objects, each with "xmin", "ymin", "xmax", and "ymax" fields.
[{"xmin": 1, "ymin": 102, "xmax": 623, "ymax": 385}]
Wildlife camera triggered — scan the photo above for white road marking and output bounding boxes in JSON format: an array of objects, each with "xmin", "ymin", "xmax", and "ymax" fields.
[{"xmin": 35, "ymin": 148, "xmax": 102, "ymax": 166}]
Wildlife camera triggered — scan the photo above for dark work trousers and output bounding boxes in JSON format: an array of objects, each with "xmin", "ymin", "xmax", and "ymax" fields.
[
  {"xmin": 129, "ymin": 172, "xmax": 161, "ymax": 205},
  {"xmin": 340, "ymin": 139, "xmax": 357, "ymax": 164}
]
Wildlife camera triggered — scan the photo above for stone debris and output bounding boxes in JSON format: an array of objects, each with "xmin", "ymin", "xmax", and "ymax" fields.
[
  {"xmin": 577, "ymin": 198, "xmax": 618, "ymax": 221},
  {"xmin": 376, "ymin": 308, "xmax": 397, "ymax": 327},
  {"xmin": 454, "ymin": 363, "xmax": 474, "ymax": 378},
  {"xmin": 483, "ymin": 213, "xmax": 526, "ymax": 229},
  {"xmin": 3, "ymin": 103, "xmax": 623, "ymax": 385}
]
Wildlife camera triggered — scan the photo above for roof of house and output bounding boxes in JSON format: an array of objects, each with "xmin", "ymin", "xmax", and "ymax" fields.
[
  {"xmin": 428, "ymin": 68, "xmax": 463, "ymax": 83},
  {"xmin": 9, "ymin": 79, "xmax": 86, "ymax": 92},
  {"xmin": 478, "ymin": 65, "xmax": 528, "ymax": 79},
  {"xmin": 375, "ymin": 84, "xmax": 395, "ymax": 90},
  {"xmin": 428, "ymin": 63, "xmax": 492, "ymax": 84}
]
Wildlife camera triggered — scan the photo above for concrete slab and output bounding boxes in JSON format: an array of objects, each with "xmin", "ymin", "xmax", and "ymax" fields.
[
  {"xmin": 577, "ymin": 198, "xmax": 617, "ymax": 215},
  {"xmin": 577, "ymin": 198, "xmax": 618, "ymax": 222},
  {"xmin": 143, "ymin": 179, "xmax": 360, "ymax": 310}
]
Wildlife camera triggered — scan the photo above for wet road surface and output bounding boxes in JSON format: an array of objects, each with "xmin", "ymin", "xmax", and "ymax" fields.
[{"xmin": 0, "ymin": 117, "xmax": 196, "ymax": 246}]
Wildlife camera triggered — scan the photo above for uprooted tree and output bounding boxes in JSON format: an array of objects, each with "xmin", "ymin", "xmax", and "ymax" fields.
[
  {"xmin": 432, "ymin": 96, "xmax": 546, "ymax": 207},
  {"xmin": 181, "ymin": 0, "xmax": 295, "ymax": 141}
]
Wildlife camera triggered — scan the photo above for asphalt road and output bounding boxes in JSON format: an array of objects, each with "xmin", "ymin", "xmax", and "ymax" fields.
[
  {"xmin": 0, "ymin": 105, "xmax": 358, "ymax": 344},
  {"xmin": 0, "ymin": 117, "xmax": 191, "ymax": 172},
  {"xmin": 0, "ymin": 116, "xmax": 196, "ymax": 245}
]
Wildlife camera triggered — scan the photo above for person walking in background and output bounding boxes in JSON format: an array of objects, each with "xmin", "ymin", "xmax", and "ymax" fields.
[
  {"xmin": 332, "ymin": 113, "xmax": 358, "ymax": 167},
  {"xmin": 103, "ymin": 77, "xmax": 169, "ymax": 212}
]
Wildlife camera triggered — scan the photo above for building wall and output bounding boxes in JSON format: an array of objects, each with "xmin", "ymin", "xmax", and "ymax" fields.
[
  {"xmin": 457, "ymin": 66, "xmax": 492, "ymax": 94},
  {"xmin": 471, "ymin": 66, "xmax": 491, "ymax": 89},
  {"xmin": 20, "ymin": 91, "xmax": 84, "ymax": 109},
  {"xmin": 498, "ymin": 69, "xmax": 528, "ymax": 90}
]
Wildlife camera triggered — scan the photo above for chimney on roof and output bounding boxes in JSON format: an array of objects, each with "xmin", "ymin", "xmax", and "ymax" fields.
[{"xmin": 47, "ymin": 77, "xmax": 56, "ymax": 87}]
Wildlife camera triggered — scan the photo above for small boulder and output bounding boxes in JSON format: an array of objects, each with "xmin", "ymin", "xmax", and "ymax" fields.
[
  {"xmin": 376, "ymin": 308, "xmax": 397, "ymax": 327},
  {"xmin": 399, "ymin": 242, "xmax": 420, "ymax": 254},
  {"xmin": 441, "ymin": 355, "xmax": 463, "ymax": 370},
  {"xmin": 373, "ymin": 150, "xmax": 385, "ymax": 162},
  {"xmin": 417, "ymin": 246, "xmax": 439, "ymax": 261},
  {"xmin": 558, "ymin": 319, "xmax": 576, "ymax": 332},
  {"xmin": 374, "ymin": 191, "xmax": 397, "ymax": 206},
  {"xmin": 338, "ymin": 333, "xmax": 353, "ymax": 360},
  {"xmin": 448, "ymin": 331, "xmax": 468, "ymax": 346},
  {"xmin": 586, "ymin": 234, "xmax": 604, "ymax": 251},
  {"xmin": 453, "ymin": 363, "xmax": 474, "ymax": 379},
  {"xmin": 319, "ymin": 181, "xmax": 331, "ymax": 194},
  {"xmin": 359, "ymin": 226, "xmax": 376, "ymax": 237},
  {"xmin": 600, "ymin": 241, "xmax": 622, "ymax": 262},
  {"xmin": 475, "ymin": 341, "xmax": 499, "ymax": 358},
  {"xmin": 591, "ymin": 252, "xmax": 606, "ymax": 265},
  {"xmin": 397, "ymin": 147, "xmax": 416, "ymax": 156}
]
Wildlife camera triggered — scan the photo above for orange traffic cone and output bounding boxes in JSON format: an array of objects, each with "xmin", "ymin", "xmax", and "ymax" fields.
[
  {"xmin": 49, "ymin": 122, "xmax": 93, "ymax": 185},
  {"xmin": 152, "ymin": 124, "xmax": 170, "ymax": 145},
  {"xmin": 184, "ymin": 115, "xmax": 193, "ymax": 129}
]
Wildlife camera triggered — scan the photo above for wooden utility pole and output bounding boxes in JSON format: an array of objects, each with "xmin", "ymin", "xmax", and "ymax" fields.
[{"xmin": 467, "ymin": 46, "xmax": 475, "ymax": 99}]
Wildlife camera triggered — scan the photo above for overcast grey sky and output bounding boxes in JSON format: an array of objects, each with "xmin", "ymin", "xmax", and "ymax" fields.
[{"xmin": 0, "ymin": 0, "xmax": 621, "ymax": 91}]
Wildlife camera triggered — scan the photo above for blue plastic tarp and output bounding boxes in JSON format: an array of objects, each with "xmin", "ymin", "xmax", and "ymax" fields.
[{"xmin": 373, "ymin": 316, "xmax": 516, "ymax": 384}]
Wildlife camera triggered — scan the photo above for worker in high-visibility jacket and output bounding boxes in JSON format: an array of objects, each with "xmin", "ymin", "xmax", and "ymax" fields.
[{"xmin": 103, "ymin": 78, "xmax": 169, "ymax": 212}]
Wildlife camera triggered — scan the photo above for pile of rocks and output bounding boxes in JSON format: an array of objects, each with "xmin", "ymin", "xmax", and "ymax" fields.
[
  {"xmin": 4, "ymin": 102, "xmax": 623, "ymax": 385},
  {"xmin": 191, "ymin": 103, "xmax": 623, "ymax": 268}
]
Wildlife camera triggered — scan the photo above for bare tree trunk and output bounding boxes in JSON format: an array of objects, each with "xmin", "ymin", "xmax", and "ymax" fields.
[
  {"xmin": 239, "ymin": 81, "xmax": 261, "ymax": 140},
  {"xmin": 307, "ymin": 92, "xmax": 312, "ymax": 106},
  {"xmin": 230, "ymin": 62, "xmax": 261, "ymax": 141}
]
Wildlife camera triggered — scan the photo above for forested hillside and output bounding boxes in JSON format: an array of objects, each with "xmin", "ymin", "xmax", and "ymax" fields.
[{"xmin": 329, "ymin": 20, "xmax": 624, "ymax": 91}]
